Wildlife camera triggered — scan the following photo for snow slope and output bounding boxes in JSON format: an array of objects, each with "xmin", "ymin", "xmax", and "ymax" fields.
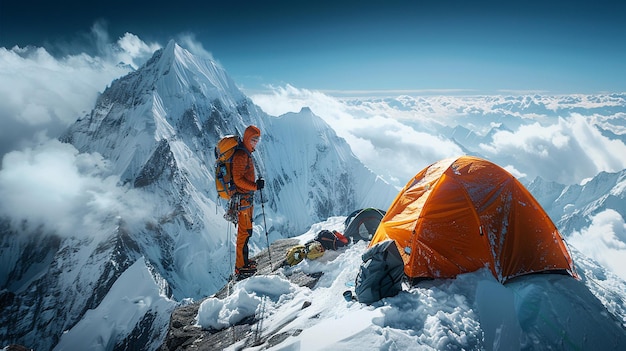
[
  {"xmin": 54, "ymin": 257, "xmax": 176, "ymax": 351},
  {"xmin": 197, "ymin": 218, "xmax": 626, "ymax": 351}
]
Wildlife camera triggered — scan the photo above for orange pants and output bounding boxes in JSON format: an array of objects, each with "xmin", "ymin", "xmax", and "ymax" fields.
[{"xmin": 236, "ymin": 203, "xmax": 253, "ymax": 269}]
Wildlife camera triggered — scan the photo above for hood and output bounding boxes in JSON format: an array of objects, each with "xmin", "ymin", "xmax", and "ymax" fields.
[{"xmin": 243, "ymin": 125, "xmax": 261, "ymax": 152}]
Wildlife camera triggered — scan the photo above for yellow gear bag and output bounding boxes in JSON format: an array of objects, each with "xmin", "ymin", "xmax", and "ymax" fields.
[
  {"xmin": 285, "ymin": 245, "xmax": 307, "ymax": 266},
  {"xmin": 306, "ymin": 241, "xmax": 325, "ymax": 260}
]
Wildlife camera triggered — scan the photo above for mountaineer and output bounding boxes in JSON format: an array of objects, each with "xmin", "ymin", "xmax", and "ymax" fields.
[{"xmin": 231, "ymin": 125, "xmax": 265, "ymax": 277}]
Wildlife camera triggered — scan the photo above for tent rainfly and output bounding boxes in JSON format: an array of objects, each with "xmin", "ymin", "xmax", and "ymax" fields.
[{"xmin": 369, "ymin": 156, "xmax": 577, "ymax": 283}]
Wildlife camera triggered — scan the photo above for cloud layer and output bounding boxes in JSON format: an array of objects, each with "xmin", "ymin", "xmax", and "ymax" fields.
[
  {"xmin": 480, "ymin": 114, "xmax": 626, "ymax": 184},
  {"xmin": 251, "ymin": 86, "xmax": 626, "ymax": 186},
  {"xmin": 251, "ymin": 85, "xmax": 464, "ymax": 186},
  {"xmin": 0, "ymin": 140, "xmax": 155, "ymax": 237}
]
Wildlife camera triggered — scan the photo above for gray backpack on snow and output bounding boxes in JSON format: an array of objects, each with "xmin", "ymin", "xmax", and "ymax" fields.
[{"xmin": 355, "ymin": 240, "xmax": 405, "ymax": 304}]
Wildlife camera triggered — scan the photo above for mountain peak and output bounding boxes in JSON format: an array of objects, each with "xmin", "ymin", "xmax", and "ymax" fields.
[
  {"xmin": 164, "ymin": 39, "xmax": 177, "ymax": 52},
  {"xmin": 157, "ymin": 40, "xmax": 178, "ymax": 65},
  {"xmin": 135, "ymin": 41, "xmax": 246, "ymax": 105},
  {"xmin": 63, "ymin": 42, "xmax": 249, "ymax": 181}
]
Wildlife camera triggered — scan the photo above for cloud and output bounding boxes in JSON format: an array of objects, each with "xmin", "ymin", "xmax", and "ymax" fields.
[
  {"xmin": 0, "ymin": 140, "xmax": 156, "ymax": 237},
  {"xmin": 0, "ymin": 22, "xmax": 161, "ymax": 161},
  {"xmin": 251, "ymin": 85, "xmax": 464, "ymax": 187},
  {"xmin": 115, "ymin": 33, "xmax": 161, "ymax": 69},
  {"xmin": 176, "ymin": 33, "xmax": 216, "ymax": 62},
  {"xmin": 569, "ymin": 209, "xmax": 626, "ymax": 281},
  {"xmin": 252, "ymin": 87, "xmax": 626, "ymax": 187},
  {"xmin": 479, "ymin": 114, "xmax": 626, "ymax": 184}
]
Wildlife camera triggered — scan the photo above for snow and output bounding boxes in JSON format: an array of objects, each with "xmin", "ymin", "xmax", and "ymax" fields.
[
  {"xmin": 54, "ymin": 257, "xmax": 176, "ymax": 351},
  {"xmin": 197, "ymin": 275, "xmax": 298, "ymax": 330},
  {"xmin": 197, "ymin": 217, "xmax": 626, "ymax": 350}
]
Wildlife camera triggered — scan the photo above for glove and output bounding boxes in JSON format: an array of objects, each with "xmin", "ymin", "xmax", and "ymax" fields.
[{"xmin": 256, "ymin": 178, "xmax": 265, "ymax": 190}]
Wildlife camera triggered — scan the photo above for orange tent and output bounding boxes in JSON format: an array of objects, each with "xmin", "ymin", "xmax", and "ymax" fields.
[{"xmin": 370, "ymin": 156, "xmax": 577, "ymax": 283}]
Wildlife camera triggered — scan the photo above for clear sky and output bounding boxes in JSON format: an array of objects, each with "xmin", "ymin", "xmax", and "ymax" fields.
[{"xmin": 1, "ymin": 0, "xmax": 625, "ymax": 94}]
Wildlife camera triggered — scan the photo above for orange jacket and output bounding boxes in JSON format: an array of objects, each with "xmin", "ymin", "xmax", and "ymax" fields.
[
  {"xmin": 232, "ymin": 149, "xmax": 256, "ymax": 193},
  {"xmin": 232, "ymin": 125, "xmax": 260, "ymax": 193}
]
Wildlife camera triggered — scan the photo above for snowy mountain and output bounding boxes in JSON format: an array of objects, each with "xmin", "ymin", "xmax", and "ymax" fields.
[
  {"xmin": 528, "ymin": 169, "xmax": 626, "ymax": 234},
  {"xmin": 62, "ymin": 40, "xmax": 393, "ymax": 237},
  {"xmin": 1, "ymin": 40, "xmax": 625, "ymax": 351},
  {"xmin": 0, "ymin": 41, "xmax": 396, "ymax": 351}
]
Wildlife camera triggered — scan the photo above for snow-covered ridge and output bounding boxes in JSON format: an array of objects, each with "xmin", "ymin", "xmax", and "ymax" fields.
[{"xmin": 529, "ymin": 169, "xmax": 626, "ymax": 233}]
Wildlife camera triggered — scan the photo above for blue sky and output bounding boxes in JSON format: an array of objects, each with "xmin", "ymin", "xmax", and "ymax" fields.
[{"xmin": 1, "ymin": 0, "xmax": 625, "ymax": 94}]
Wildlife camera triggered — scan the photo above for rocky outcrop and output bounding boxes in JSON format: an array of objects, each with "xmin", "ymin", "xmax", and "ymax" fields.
[{"xmin": 159, "ymin": 238, "xmax": 323, "ymax": 351}]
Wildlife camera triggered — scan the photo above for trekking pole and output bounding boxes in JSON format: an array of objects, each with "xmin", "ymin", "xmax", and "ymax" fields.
[
  {"xmin": 258, "ymin": 186, "xmax": 273, "ymax": 267},
  {"xmin": 227, "ymin": 224, "xmax": 234, "ymax": 293}
]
